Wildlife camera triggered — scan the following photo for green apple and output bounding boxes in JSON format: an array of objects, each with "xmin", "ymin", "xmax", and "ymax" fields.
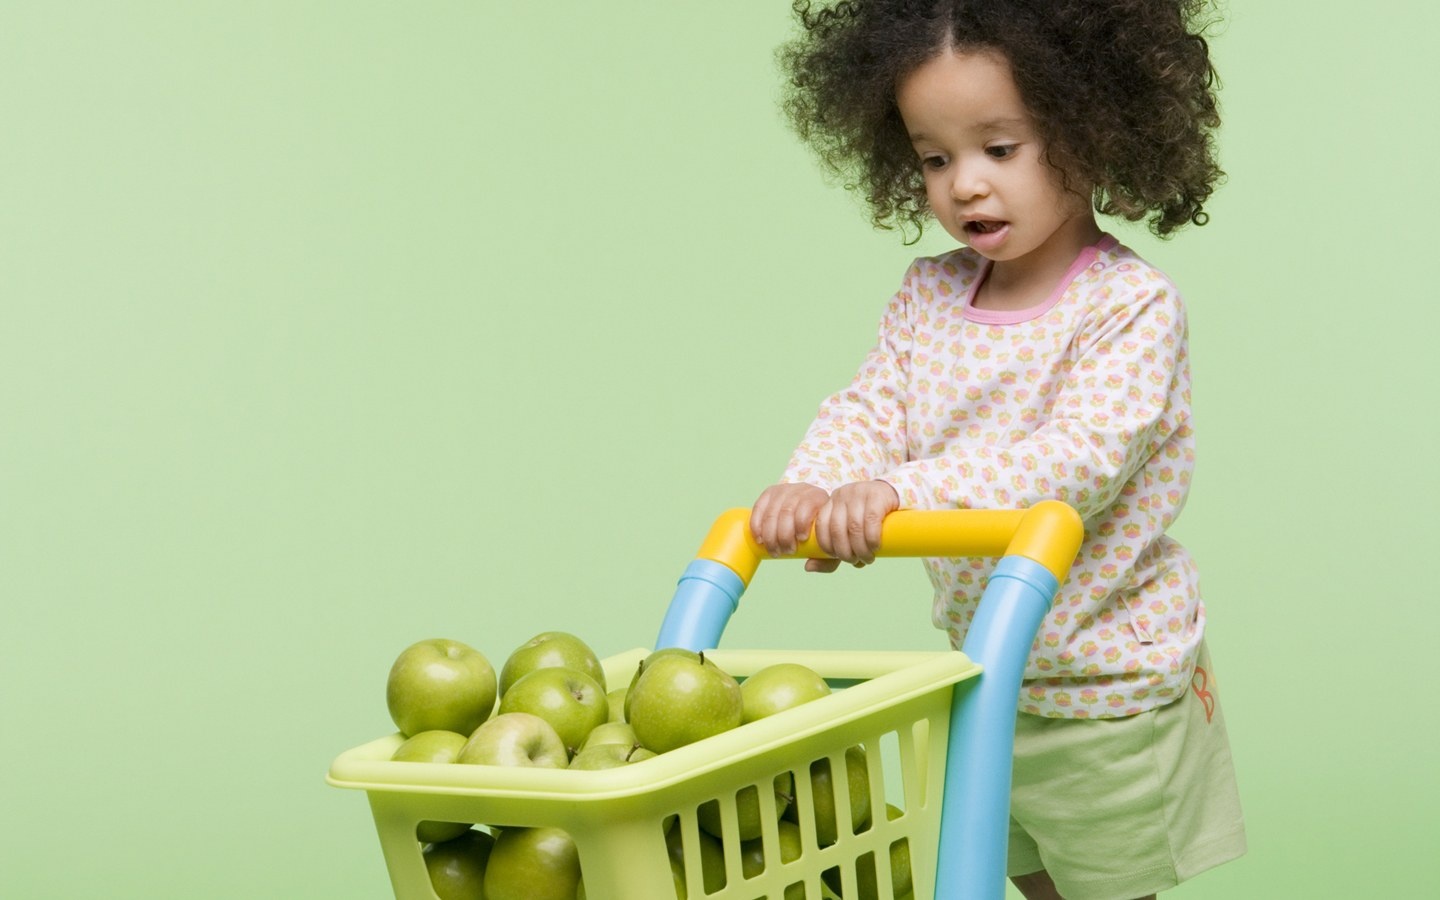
[
  {"xmin": 391, "ymin": 730, "xmax": 471, "ymax": 843},
  {"xmin": 567, "ymin": 743, "xmax": 631, "ymax": 770},
  {"xmin": 821, "ymin": 804, "xmax": 911, "ymax": 899},
  {"xmin": 785, "ymin": 746, "xmax": 872, "ymax": 846},
  {"xmin": 386, "ymin": 639, "xmax": 497, "ymax": 737},
  {"xmin": 392, "ymin": 729, "xmax": 469, "ymax": 763},
  {"xmin": 483, "ymin": 826, "xmax": 581, "ymax": 900},
  {"xmin": 623, "ymin": 648, "xmax": 710, "ymax": 721},
  {"xmin": 605, "ymin": 688, "xmax": 627, "ymax": 723},
  {"xmin": 458, "ymin": 712, "xmax": 568, "ymax": 769},
  {"xmin": 628, "ymin": 653, "xmax": 743, "ymax": 754},
  {"xmin": 738, "ymin": 820, "xmax": 805, "ymax": 900},
  {"xmin": 578, "ymin": 722, "xmax": 637, "ymax": 752},
  {"xmin": 498, "ymin": 667, "xmax": 608, "ymax": 753},
  {"xmin": 697, "ymin": 772, "xmax": 794, "ymax": 841},
  {"xmin": 665, "ymin": 822, "xmax": 726, "ymax": 894},
  {"xmin": 879, "ymin": 804, "xmax": 914, "ymax": 898},
  {"xmin": 499, "ymin": 631, "xmax": 607, "ymax": 696},
  {"xmin": 423, "ymin": 829, "xmax": 495, "ymax": 900},
  {"xmin": 568, "ymin": 741, "xmax": 653, "ymax": 770},
  {"xmin": 740, "ymin": 663, "xmax": 831, "ymax": 724}
]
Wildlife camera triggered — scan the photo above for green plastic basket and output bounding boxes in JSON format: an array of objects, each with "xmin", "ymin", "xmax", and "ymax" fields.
[
  {"xmin": 330, "ymin": 503, "xmax": 1085, "ymax": 899},
  {"xmin": 328, "ymin": 647, "xmax": 980, "ymax": 899}
]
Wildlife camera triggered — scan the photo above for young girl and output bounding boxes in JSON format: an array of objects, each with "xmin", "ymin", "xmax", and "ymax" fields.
[{"xmin": 750, "ymin": 2, "xmax": 1245, "ymax": 898}]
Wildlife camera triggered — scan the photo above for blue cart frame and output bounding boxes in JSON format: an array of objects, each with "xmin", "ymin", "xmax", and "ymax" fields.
[{"xmin": 654, "ymin": 502, "xmax": 1083, "ymax": 900}]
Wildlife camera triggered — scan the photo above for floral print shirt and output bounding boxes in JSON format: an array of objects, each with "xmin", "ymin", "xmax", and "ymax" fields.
[{"xmin": 782, "ymin": 236, "xmax": 1204, "ymax": 717}]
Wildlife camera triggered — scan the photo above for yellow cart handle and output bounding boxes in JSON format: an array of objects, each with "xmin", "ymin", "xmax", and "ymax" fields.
[
  {"xmin": 695, "ymin": 500, "xmax": 1082, "ymax": 585},
  {"xmin": 655, "ymin": 500, "xmax": 1083, "ymax": 652}
]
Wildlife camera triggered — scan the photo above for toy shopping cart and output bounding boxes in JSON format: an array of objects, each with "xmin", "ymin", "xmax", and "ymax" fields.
[{"xmin": 328, "ymin": 501, "xmax": 1082, "ymax": 900}]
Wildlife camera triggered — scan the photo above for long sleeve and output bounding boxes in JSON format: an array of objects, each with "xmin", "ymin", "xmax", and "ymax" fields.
[{"xmin": 781, "ymin": 266, "xmax": 921, "ymax": 491}]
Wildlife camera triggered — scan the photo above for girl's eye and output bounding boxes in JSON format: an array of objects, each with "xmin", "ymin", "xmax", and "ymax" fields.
[
  {"xmin": 919, "ymin": 155, "xmax": 947, "ymax": 170},
  {"xmin": 986, "ymin": 144, "xmax": 1018, "ymax": 159}
]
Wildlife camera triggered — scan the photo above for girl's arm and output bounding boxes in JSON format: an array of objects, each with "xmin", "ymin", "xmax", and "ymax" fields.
[
  {"xmin": 756, "ymin": 268, "xmax": 920, "ymax": 567},
  {"xmin": 778, "ymin": 265, "xmax": 1193, "ymax": 538},
  {"xmin": 780, "ymin": 269, "xmax": 919, "ymax": 491}
]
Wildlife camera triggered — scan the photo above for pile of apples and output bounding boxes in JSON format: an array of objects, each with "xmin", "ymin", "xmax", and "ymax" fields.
[{"xmin": 382, "ymin": 632, "xmax": 914, "ymax": 900}]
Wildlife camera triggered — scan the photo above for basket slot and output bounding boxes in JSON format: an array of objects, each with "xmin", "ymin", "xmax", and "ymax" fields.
[
  {"xmin": 788, "ymin": 757, "xmax": 817, "ymax": 854},
  {"xmin": 812, "ymin": 745, "xmax": 873, "ymax": 847},
  {"xmin": 671, "ymin": 806, "xmax": 728, "ymax": 896}
]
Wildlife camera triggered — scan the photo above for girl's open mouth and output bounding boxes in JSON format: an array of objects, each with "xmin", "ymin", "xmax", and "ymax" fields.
[
  {"xmin": 965, "ymin": 220, "xmax": 1006, "ymax": 234},
  {"xmin": 963, "ymin": 219, "xmax": 1010, "ymax": 251}
]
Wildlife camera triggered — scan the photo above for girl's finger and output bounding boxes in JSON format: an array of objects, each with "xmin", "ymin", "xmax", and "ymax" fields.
[
  {"xmin": 863, "ymin": 499, "xmax": 885, "ymax": 559},
  {"xmin": 831, "ymin": 501, "xmax": 858, "ymax": 563},
  {"xmin": 754, "ymin": 490, "xmax": 791, "ymax": 555},
  {"xmin": 778, "ymin": 498, "xmax": 807, "ymax": 555},
  {"xmin": 813, "ymin": 500, "xmax": 835, "ymax": 558},
  {"xmin": 749, "ymin": 497, "xmax": 771, "ymax": 548},
  {"xmin": 795, "ymin": 492, "xmax": 821, "ymax": 545}
]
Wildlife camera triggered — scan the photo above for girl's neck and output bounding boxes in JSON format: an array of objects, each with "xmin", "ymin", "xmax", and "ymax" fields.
[{"xmin": 973, "ymin": 214, "xmax": 1104, "ymax": 312}]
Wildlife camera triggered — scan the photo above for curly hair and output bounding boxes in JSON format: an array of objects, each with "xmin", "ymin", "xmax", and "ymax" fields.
[{"xmin": 778, "ymin": 0, "xmax": 1223, "ymax": 239}]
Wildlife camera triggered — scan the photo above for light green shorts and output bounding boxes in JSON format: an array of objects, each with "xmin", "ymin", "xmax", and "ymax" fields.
[{"xmin": 1007, "ymin": 642, "xmax": 1247, "ymax": 900}]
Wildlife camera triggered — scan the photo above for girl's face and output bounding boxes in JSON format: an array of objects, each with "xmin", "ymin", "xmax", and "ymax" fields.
[{"xmin": 897, "ymin": 48, "xmax": 1098, "ymax": 288}]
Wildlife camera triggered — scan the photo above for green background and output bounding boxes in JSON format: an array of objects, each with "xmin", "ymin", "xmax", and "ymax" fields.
[{"xmin": 3, "ymin": 2, "xmax": 1435, "ymax": 897}]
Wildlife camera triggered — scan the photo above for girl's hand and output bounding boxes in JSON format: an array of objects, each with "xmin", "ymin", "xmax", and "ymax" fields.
[
  {"xmin": 750, "ymin": 483, "xmax": 830, "ymax": 563},
  {"xmin": 813, "ymin": 480, "xmax": 900, "ymax": 568}
]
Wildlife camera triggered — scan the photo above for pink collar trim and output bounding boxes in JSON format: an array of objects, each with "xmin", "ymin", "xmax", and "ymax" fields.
[{"xmin": 962, "ymin": 234, "xmax": 1118, "ymax": 324}]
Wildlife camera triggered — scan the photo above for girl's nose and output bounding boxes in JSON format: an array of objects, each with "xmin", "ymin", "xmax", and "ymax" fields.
[{"xmin": 950, "ymin": 164, "xmax": 988, "ymax": 201}]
